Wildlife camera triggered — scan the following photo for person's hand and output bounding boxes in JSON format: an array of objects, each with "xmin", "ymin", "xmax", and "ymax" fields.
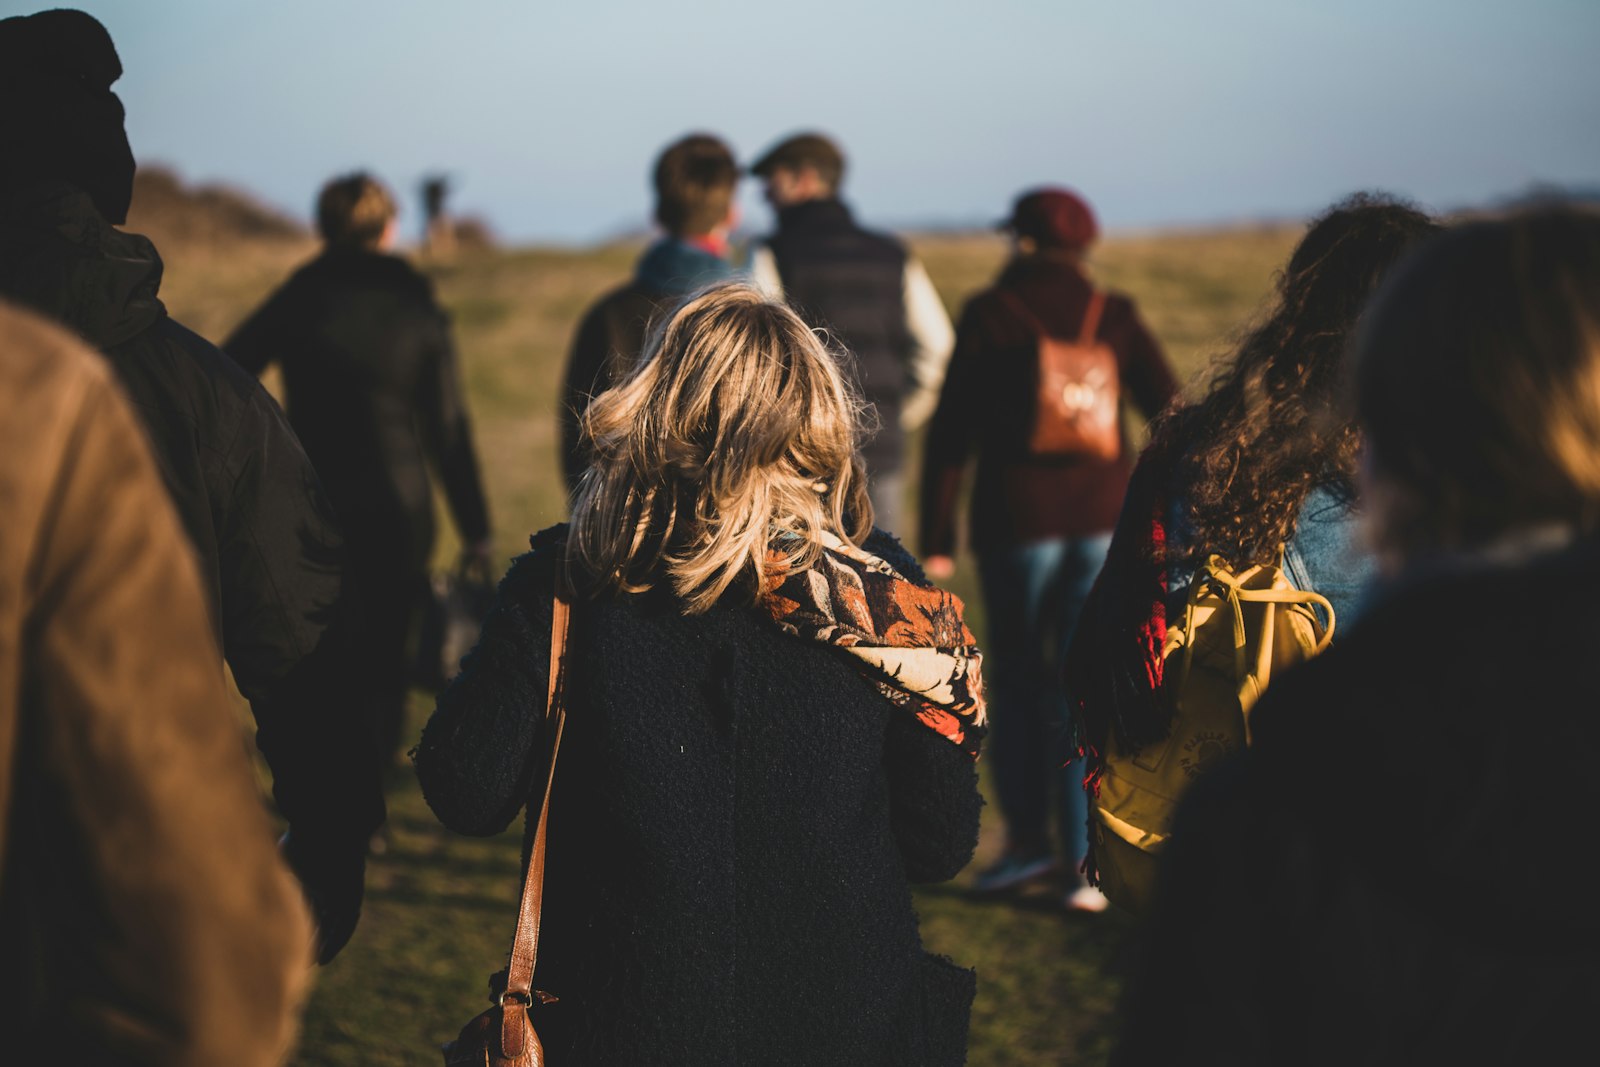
[
  {"xmin": 924, "ymin": 555, "xmax": 956, "ymax": 581},
  {"xmin": 280, "ymin": 829, "xmax": 368, "ymax": 965}
]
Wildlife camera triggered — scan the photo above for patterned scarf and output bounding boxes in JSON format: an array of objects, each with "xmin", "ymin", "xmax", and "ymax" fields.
[{"xmin": 761, "ymin": 533, "xmax": 986, "ymax": 757}]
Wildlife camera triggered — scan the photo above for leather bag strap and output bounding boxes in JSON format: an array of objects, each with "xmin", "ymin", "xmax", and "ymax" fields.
[{"xmin": 499, "ymin": 584, "xmax": 572, "ymax": 1054}]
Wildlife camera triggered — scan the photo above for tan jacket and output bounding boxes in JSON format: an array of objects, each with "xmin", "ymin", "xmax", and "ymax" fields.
[{"xmin": 0, "ymin": 302, "xmax": 313, "ymax": 1063}]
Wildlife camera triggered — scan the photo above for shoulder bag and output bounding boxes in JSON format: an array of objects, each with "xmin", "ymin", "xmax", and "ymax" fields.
[{"xmin": 442, "ymin": 585, "xmax": 572, "ymax": 1066}]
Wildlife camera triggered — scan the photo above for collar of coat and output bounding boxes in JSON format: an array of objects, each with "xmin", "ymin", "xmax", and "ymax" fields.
[
  {"xmin": 0, "ymin": 180, "xmax": 166, "ymax": 348},
  {"xmin": 760, "ymin": 531, "xmax": 986, "ymax": 757},
  {"xmin": 774, "ymin": 196, "xmax": 857, "ymax": 236}
]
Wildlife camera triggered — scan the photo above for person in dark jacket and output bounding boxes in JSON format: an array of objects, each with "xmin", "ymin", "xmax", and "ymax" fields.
[
  {"xmin": 226, "ymin": 171, "xmax": 493, "ymax": 774},
  {"xmin": 920, "ymin": 187, "xmax": 1179, "ymax": 906},
  {"xmin": 0, "ymin": 7, "xmax": 381, "ymax": 965},
  {"xmin": 748, "ymin": 131, "xmax": 955, "ymax": 538},
  {"xmin": 1063, "ymin": 195, "xmax": 1439, "ymax": 913},
  {"xmin": 560, "ymin": 132, "xmax": 739, "ymax": 491},
  {"xmin": 1111, "ymin": 206, "xmax": 1600, "ymax": 1066},
  {"xmin": 417, "ymin": 285, "xmax": 985, "ymax": 1066}
]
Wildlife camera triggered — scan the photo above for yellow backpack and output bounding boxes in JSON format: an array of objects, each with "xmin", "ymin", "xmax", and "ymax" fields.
[{"xmin": 1089, "ymin": 550, "xmax": 1334, "ymax": 915}]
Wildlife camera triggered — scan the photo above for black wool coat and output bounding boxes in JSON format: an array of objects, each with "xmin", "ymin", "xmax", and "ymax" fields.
[
  {"xmin": 416, "ymin": 526, "xmax": 983, "ymax": 1066},
  {"xmin": 1111, "ymin": 534, "xmax": 1600, "ymax": 1067}
]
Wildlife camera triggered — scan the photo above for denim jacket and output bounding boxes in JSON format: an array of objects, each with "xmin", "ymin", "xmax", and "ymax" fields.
[{"xmin": 1170, "ymin": 484, "xmax": 1375, "ymax": 637}]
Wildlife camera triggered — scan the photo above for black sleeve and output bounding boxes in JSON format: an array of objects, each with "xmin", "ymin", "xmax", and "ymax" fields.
[
  {"xmin": 215, "ymin": 386, "xmax": 386, "ymax": 848},
  {"xmin": 1108, "ymin": 295, "xmax": 1180, "ymax": 420},
  {"xmin": 560, "ymin": 301, "xmax": 615, "ymax": 495},
  {"xmin": 883, "ymin": 713, "xmax": 983, "ymax": 883},
  {"xmin": 222, "ymin": 279, "xmax": 297, "ymax": 376},
  {"xmin": 416, "ymin": 303, "xmax": 491, "ymax": 545},
  {"xmin": 415, "ymin": 546, "xmax": 557, "ymax": 835}
]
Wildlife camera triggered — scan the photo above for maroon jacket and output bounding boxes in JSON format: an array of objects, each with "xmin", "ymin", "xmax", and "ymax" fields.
[{"xmin": 919, "ymin": 255, "xmax": 1178, "ymax": 556}]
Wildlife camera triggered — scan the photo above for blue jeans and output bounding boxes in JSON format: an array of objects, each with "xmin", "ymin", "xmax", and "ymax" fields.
[{"xmin": 977, "ymin": 533, "xmax": 1113, "ymax": 875}]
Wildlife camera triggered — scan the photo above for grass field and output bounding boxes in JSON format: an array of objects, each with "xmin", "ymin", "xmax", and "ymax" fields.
[{"xmin": 145, "ymin": 217, "xmax": 1300, "ymax": 1066}]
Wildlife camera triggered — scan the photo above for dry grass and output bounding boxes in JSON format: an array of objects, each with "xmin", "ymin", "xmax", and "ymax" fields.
[{"xmin": 146, "ymin": 219, "xmax": 1301, "ymax": 1066}]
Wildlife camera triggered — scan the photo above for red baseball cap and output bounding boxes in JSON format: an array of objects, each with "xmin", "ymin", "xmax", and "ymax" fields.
[{"xmin": 1000, "ymin": 187, "xmax": 1099, "ymax": 249}]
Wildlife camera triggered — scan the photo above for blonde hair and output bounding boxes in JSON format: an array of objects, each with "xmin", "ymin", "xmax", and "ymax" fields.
[
  {"xmin": 568, "ymin": 284, "xmax": 874, "ymax": 612},
  {"xmin": 316, "ymin": 171, "xmax": 396, "ymax": 250}
]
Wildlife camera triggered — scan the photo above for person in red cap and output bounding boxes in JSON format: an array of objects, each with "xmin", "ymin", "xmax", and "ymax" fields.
[{"xmin": 919, "ymin": 186, "xmax": 1178, "ymax": 910}]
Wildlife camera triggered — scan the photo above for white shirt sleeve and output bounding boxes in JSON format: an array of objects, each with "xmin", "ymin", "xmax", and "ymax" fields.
[
  {"xmin": 747, "ymin": 244, "xmax": 785, "ymax": 299},
  {"xmin": 899, "ymin": 256, "xmax": 955, "ymax": 431}
]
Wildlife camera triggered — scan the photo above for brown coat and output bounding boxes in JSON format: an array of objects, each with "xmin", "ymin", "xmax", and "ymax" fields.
[{"xmin": 0, "ymin": 302, "xmax": 313, "ymax": 1064}]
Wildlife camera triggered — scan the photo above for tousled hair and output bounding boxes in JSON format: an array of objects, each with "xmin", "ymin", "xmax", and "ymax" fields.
[
  {"xmin": 568, "ymin": 284, "xmax": 874, "ymax": 612},
  {"xmin": 1355, "ymin": 204, "xmax": 1600, "ymax": 561},
  {"xmin": 1147, "ymin": 192, "xmax": 1440, "ymax": 569},
  {"xmin": 317, "ymin": 171, "xmax": 395, "ymax": 250}
]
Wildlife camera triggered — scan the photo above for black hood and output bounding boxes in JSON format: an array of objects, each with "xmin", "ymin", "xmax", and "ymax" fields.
[
  {"xmin": 0, "ymin": 9, "xmax": 137, "ymax": 224},
  {"xmin": 0, "ymin": 181, "xmax": 165, "ymax": 349}
]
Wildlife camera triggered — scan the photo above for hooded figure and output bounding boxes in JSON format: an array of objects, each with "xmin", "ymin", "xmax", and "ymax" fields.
[{"xmin": 0, "ymin": 8, "xmax": 383, "ymax": 964}]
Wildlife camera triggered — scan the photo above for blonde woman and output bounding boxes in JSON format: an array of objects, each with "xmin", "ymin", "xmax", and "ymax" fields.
[{"xmin": 416, "ymin": 285, "xmax": 985, "ymax": 1065}]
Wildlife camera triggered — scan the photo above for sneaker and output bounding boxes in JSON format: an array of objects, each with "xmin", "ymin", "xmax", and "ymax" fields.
[
  {"xmin": 1063, "ymin": 884, "xmax": 1110, "ymax": 913},
  {"xmin": 971, "ymin": 850, "xmax": 1060, "ymax": 893}
]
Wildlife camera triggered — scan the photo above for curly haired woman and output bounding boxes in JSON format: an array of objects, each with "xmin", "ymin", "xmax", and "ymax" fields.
[
  {"xmin": 1111, "ymin": 202, "xmax": 1600, "ymax": 1067},
  {"xmin": 415, "ymin": 284, "xmax": 985, "ymax": 1066},
  {"xmin": 1063, "ymin": 193, "xmax": 1439, "ymax": 872}
]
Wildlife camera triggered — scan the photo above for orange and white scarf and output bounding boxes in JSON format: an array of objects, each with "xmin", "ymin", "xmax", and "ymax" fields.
[{"xmin": 762, "ymin": 533, "xmax": 986, "ymax": 757}]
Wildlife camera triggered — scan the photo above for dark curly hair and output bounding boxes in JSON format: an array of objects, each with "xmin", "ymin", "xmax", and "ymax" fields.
[{"xmin": 1148, "ymin": 193, "xmax": 1440, "ymax": 570}]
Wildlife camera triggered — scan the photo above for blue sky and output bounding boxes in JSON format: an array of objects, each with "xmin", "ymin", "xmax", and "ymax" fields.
[{"xmin": 12, "ymin": 0, "xmax": 1599, "ymax": 242}]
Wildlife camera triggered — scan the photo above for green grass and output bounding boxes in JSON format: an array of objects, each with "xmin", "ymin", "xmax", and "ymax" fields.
[{"xmin": 149, "ymin": 223, "xmax": 1300, "ymax": 1066}]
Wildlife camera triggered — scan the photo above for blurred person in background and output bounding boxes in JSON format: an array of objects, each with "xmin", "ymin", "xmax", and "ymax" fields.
[
  {"xmin": 748, "ymin": 131, "xmax": 955, "ymax": 538},
  {"xmin": 418, "ymin": 285, "xmax": 984, "ymax": 1065},
  {"xmin": 560, "ymin": 132, "xmax": 740, "ymax": 491},
  {"xmin": 0, "ymin": 7, "xmax": 381, "ymax": 964},
  {"xmin": 226, "ymin": 171, "xmax": 494, "ymax": 775},
  {"xmin": 1111, "ymin": 204, "xmax": 1600, "ymax": 1066},
  {"xmin": 1065, "ymin": 196, "xmax": 1439, "ymax": 908},
  {"xmin": 920, "ymin": 187, "xmax": 1178, "ymax": 908},
  {"xmin": 0, "ymin": 300, "xmax": 313, "ymax": 1065}
]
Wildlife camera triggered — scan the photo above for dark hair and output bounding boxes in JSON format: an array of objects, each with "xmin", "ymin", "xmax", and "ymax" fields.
[
  {"xmin": 653, "ymin": 134, "xmax": 737, "ymax": 237},
  {"xmin": 1355, "ymin": 205, "xmax": 1600, "ymax": 560},
  {"xmin": 1148, "ymin": 192, "xmax": 1440, "ymax": 569},
  {"xmin": 316, "ymin": 172, "xmax": 395, "ymax": 250}
]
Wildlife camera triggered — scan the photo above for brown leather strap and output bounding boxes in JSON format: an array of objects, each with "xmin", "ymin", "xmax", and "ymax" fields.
[
  {"xmin": 500, "ymin": 585, "xmax": 572, "ymax": 1055},
  {"xmin": 1078, "ymin": 290, "xmax": 1107, "ymax": 345},
  {"xmin": 998, "ymin": 288, "xmax": 1105, "ymax": 343}
]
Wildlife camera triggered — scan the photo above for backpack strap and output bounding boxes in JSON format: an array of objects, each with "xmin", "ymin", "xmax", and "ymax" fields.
[
  {"xmin": 996, "ymin": 289, "xmax": 1046, "ymax": 336},
  {"xmin": 996, "ymin": 288, "xmax": 1106, "ymax": 343},
  {"xmin": 1078, "ymin": 290, "xmax": 1107, "ymax": 345}
]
